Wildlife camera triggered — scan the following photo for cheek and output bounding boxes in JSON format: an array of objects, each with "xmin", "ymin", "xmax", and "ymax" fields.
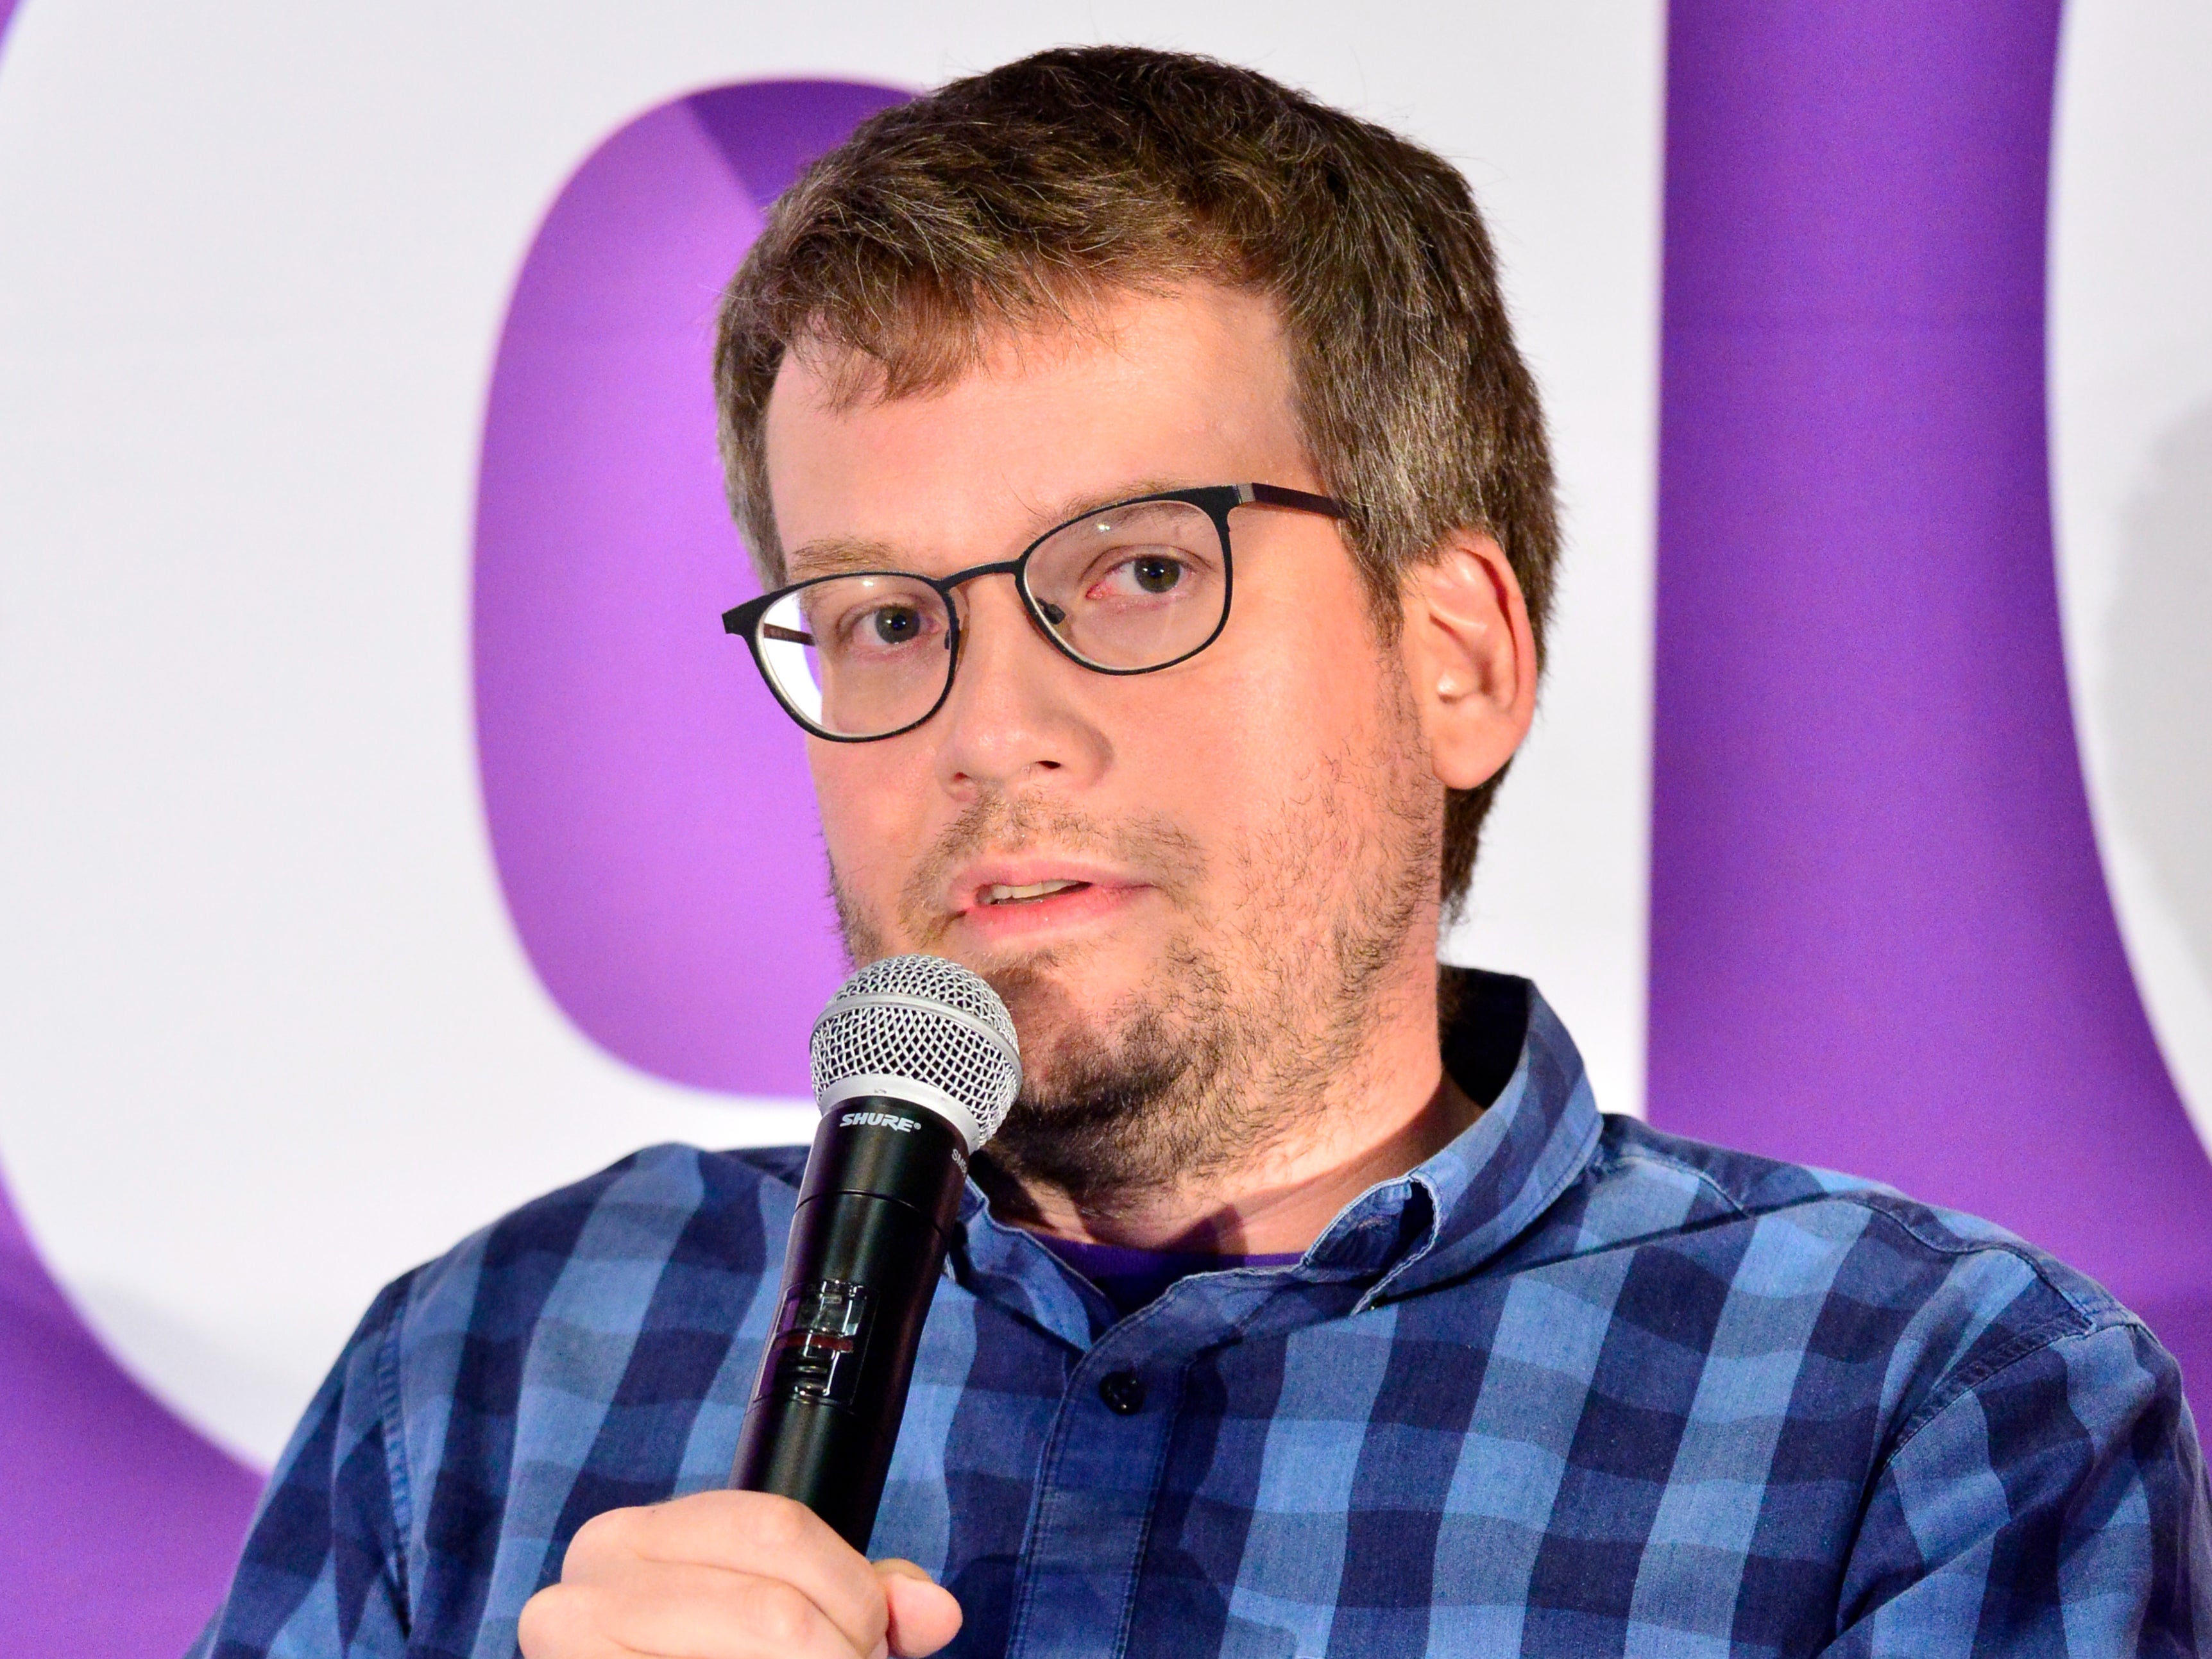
[
  {"xmin": 1229, "ymin": 596, "xmax": 1398, "ymax": 760},
  {"xmin": 808, "ymin": 747, "xmax": 926, "ymax": 892},
  {"xmin": 1134, "ymin": 619, "xmax": 1393, "ymax": 835}
]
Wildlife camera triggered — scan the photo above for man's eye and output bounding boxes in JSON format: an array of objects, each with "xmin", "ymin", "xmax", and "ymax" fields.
[
  {"xmin": 1130, "ymin": 556, "xmax": 1183, "ymax": 595},
  {"xmin": 830, "ymin": 602, "xmax": 929, "ymax": 648},
  {"xmin": 1089, "ymin": 553, "xmax": 1187, "ymax": 599},
  {"xmin": 870, "ymin": 605, "xmax": 924, "ymax": 643}
]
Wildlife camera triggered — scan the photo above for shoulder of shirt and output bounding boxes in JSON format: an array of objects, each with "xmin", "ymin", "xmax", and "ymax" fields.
[
  {"xmin": 1576, "ymin": 1112, "xmax": 2155, "ymax": 1394},
  {"xmin": 1560, "ymin": 1117, "xmax": 2196, "ymax": 1459},
  {"xmin": 361, "ymin": 1141, "xmax": 812, "ymax": 1346}
]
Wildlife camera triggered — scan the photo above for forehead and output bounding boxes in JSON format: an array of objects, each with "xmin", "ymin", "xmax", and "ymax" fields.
[{"xmin": 761, "ymin": 284, "xmax": 1306, "ymax": 572}]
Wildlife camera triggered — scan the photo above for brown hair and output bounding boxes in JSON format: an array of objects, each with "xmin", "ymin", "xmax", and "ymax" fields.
[{"xmin": 714, "ymin": 46, "xmax": 1558, "ymax": 908}]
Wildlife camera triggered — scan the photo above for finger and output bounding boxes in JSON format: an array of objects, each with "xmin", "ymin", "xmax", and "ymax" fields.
[
  {"xmin": 516, "ymin": 1582, "xmax": 575, "ymax": 1659},
  {"xmin": 525, "ymin": 1559, "xmax": 874, "ymax": 1659},
  {"xmin": 876, "ymin": 1561, "xmax": 964, "ymax": 1658},
  {"xmin": 593, "ymin": 1493, "xmax": 888, "ymax": 1657}
]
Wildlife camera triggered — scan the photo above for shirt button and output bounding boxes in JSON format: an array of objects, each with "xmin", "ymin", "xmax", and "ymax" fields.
[{"xmin": 1098, "ymin": 1370, "xmax": 1147, "ymax": 1415}]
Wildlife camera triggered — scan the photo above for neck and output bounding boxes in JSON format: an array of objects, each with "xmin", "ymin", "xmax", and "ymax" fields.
[{"xmin": 980, "ymin": 963, "xmax": 1483, "ymax": 1256}]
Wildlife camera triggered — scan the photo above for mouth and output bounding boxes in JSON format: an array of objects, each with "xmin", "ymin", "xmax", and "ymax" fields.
[
  {"xmin": 945, "ymin": 859, "xmax": 1147, "ymax": 943},
  {"xmin": 980, "ymin": 878, "xmax": 1093, "ymax": 906}
]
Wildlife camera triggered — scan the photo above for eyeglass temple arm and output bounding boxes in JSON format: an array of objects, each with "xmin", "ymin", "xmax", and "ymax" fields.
[
  {"xmin": 721, "ymin": 599, "xmax": 814, "ymax": 646},
  {"xmin": 1241, "ymin": 482, "xmax": 1348, "ymax": 518}
]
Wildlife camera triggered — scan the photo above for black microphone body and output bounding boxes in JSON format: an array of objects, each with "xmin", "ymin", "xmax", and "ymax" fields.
[{"xmin": 731, "ymin": 1098, "xmax": 969, "ymax": 1550}]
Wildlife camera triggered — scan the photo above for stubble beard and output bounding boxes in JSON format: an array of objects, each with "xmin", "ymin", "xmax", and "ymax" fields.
[{"xmin": 829, "ymin": 708, "xmax": 1440, "ymax": 1223}]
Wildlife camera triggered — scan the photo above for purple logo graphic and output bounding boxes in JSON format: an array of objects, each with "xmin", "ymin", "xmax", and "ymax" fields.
[
  {"xmin": 0, "ymin": 78, "xmax": 909, "ymax": 1659},
  {"xmin": 0, "ymin": 1171, "xmax": 260, "ymax": 1657},
  {"xmin": 475, "ymin": 81, "xmax": 908, "ymax": 1096},
  {"xmin": 1651, "ymin": 0, "xmax": 2212, "ymax": 1416}
]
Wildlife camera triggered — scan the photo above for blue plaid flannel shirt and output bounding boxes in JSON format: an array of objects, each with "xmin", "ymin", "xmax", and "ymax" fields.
[{"xmin": 196, "ymin": 974, "xmax": 2211, "ymax": 1656}]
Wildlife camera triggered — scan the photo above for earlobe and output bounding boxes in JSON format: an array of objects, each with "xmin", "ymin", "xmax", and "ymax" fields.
[{"xmin": 1400, "ymin": 534, "xmax": 1537, "ymax": 792}]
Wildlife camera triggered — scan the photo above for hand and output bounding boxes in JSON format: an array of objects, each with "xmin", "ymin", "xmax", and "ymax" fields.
[{"xmin": 517, "ymin": 1491, "xmax": 964, "ymax": 1658}]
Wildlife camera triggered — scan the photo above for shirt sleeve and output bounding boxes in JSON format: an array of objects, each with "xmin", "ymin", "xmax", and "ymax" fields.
[
  {"xmin": 1828, "ymin": 1316, "xmax": 2212, "ymax": 1656},
  {"xmin": 189, "ymin": 1276, "xmax": 416, "ymax": 1659}
]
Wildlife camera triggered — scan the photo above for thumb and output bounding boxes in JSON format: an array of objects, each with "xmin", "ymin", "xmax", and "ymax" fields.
[{"xmin": 874, "ymin": 1558, "xmax": 963, "ymax": 1658}]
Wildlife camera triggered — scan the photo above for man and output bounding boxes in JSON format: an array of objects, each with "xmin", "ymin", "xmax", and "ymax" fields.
[{"xmin": 196, "ymin": 47, "xmax": 2209, "ymax": 1658}]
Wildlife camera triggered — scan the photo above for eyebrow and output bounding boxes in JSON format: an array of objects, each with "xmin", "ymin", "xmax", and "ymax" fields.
[
  {"xmin": 783, "ymin": 536, "xmax": 909, "ymax": 582},
  {"xmin": 780, "ymin": 475, "xmax": 1205, "ymax": 583}
]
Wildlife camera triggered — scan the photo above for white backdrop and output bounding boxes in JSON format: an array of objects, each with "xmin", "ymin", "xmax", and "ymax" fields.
[
  {"xmin": 2050, "ymin": 1, "xmax": 2212, "ymax": 1162},
  {"xmin": 0, "ymin": 1, "xmax": 1663, "ymax": 1465}
]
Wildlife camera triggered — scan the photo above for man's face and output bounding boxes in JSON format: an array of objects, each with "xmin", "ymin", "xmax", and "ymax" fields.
[{"xmin": 763, "ymin": 285, "xmax": 1443, "ymax": 1203}]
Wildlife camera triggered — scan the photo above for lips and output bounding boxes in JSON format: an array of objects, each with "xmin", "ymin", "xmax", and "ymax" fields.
[
  {"xmin": 942, "ymin": 858, "xmax": 1148, "ymax": 943},
  {"xmin": 982, "ymin": 878, "xmax": 1091, "ymax": 906}
]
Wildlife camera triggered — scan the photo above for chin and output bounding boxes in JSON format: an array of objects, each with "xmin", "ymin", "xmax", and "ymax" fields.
[{"xmin": 973, "ymin": 939, "xmax": 1147, "ymax": 1046}]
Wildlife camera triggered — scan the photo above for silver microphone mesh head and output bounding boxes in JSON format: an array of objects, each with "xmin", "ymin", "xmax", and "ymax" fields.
[{"xmin": 808, "ymin": 955, "xmax": 1022, "ymax": 1153}]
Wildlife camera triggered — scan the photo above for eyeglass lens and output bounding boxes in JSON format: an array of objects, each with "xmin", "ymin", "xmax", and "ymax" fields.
[{"xmin": 754, "ymin": 498, "xmax": 1229, "ymax": 739}]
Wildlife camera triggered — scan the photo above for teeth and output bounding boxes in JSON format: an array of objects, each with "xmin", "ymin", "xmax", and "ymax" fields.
[{"xmin": 983, "ymin": 879, "xmax": 1085, "ymax": 905}]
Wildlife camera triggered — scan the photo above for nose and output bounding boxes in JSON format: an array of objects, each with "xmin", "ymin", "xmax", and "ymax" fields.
[{"xmin": 930, "ymin": 572, "xmax": 1109, "ymax": 797}]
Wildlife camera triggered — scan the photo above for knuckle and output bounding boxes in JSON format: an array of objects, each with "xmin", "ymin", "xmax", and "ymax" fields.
[
  {"xmin": 516, "ymin": 1583, "xmax": 584, "ymax": 1655},
  {"xmin": 740, "ymin": 1578, "xmax": 824, "ymax": 1651},
  {"xmin": 563, "ymin": 1506, "xmax": 638, "ymax": 1572},
  {"xmin": 743, "ymin": 1492, "xmax": 818, "ymax": 1558}
]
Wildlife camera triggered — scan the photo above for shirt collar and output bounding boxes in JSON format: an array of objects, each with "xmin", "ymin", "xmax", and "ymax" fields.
[
  {"xmin": 1343, "ymin": 971, "xmax": 1603, "ymax": 1307},
  {"xmin": 951, "ymin": 969, "xmax": 1603, "ymax": 1344}
]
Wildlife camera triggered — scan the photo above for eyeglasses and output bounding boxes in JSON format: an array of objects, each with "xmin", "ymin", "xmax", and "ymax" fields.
[{"xmin": 722, "ymin": 482, "xmax": 1347, "ymax": 742}]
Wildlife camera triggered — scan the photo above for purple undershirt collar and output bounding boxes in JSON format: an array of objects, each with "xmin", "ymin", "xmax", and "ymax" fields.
[{"xmin": 1034, "ymin": 1233, "xmax": 1304, "ymax": 1315}]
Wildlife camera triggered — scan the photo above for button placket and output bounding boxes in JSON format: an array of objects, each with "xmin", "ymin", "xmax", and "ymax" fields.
[
  {"xmin": 999, "ymin": 1270, "xmax": 1304, "ymax": 1656},
  {"xmin": 1001, "ymin": 1330, "xmax": 1186, "ymax": 1656}
]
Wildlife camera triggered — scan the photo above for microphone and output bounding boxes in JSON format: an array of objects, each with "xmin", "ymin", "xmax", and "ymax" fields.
[{"xmin": 729, "ymin": 955, "xmax": 1021, "ymax": 1551}]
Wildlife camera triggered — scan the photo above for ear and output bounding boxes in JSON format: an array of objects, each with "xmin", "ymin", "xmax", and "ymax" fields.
[{"xmin": 1397, "ymin": 532, "xmax": 1538, "ymax": 790}]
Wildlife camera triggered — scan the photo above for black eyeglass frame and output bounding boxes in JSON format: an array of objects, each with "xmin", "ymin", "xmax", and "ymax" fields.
[{"xmin": 721, "ymin": 481, "xmax": 1347, "ymax": 743}]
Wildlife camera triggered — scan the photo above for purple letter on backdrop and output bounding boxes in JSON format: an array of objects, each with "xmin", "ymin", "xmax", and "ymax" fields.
[
  {"xmin": 475, "ymin": 81, "xmax": 907, "ymax": 1096},
  {"xmin": 0, "ymin": 1178, "xmax": 259, "ymax": 1658},
  {"xmin": 1651, "ymin": 1, "xmax": 2212, "ymax": 1416},
  {"xmin": 0, "ymin": 78, "xmax": 909, "ymax": 1659}
]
